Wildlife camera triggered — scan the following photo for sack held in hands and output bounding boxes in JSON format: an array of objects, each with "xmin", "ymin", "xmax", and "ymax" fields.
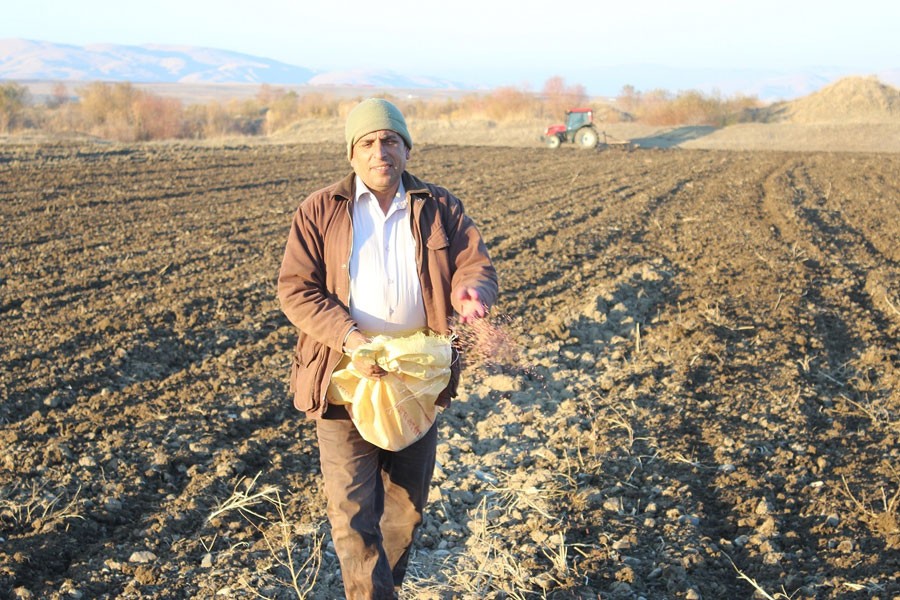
[{"xmin": 328, "ymin": 331, "xmax": 453, "ymax": 451}]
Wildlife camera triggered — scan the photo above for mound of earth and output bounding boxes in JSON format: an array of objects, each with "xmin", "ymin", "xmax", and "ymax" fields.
[{"xmin": 767, "ymin": 76, "xmax": 900, "ymax": 124}]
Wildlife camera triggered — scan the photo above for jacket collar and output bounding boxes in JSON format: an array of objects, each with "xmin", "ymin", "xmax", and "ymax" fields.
[
  {"xmin": 402, "ymin": 172, "xmax": 432, "ymax": 198},
  {"xmin": 331, "ymin": 171, "xmax": 432, "ymax": 203}
]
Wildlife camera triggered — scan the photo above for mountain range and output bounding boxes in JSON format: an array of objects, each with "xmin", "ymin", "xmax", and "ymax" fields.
[
  {"xmin": 0, "ymin": 39, "xmax": 464, "ymax": 92},
  {"xmin": 2, "ymin": 38, "xmax": 898, "ymax": 102}
]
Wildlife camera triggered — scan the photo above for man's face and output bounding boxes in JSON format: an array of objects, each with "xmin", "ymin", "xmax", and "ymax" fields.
[{"xmin": 350, "ymin": 130, "xmax": 408, "ymax": 198}]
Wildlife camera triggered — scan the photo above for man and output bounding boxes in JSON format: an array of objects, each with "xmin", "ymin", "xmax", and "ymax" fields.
[{"xmin": 277, "ymin": 98, "xmax": 498, "ymax": 599}]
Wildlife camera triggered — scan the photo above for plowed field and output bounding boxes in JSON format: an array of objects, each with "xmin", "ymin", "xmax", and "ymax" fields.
[{"xmin": 1, "ymin": 141, "xmax": 898, "ymax": 599}]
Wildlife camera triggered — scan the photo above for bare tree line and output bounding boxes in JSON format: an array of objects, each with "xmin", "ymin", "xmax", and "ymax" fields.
[{"xmin": 0, "ymin": 77, "xmax": 762, "ymax": 142}]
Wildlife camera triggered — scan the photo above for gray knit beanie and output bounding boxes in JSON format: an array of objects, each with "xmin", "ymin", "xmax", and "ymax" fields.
[{"xmin": 345, "ymin": 98, "xmax": 412, "ymax": 159}]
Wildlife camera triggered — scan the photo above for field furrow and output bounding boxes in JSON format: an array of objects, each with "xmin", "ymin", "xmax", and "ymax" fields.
[{"xmin": 1, "ymin": 143, "xmax": 898, "ymax": 599}]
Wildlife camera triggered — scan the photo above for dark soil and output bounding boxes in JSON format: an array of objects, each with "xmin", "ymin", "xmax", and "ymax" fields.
[{"xmin": 1, "ymin": 141, "xmax": 898, "ymax": 599}]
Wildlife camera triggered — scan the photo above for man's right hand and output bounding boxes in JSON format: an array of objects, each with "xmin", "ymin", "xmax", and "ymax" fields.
[{"xmin": 344, "ymin": 330, "xmax": 386, "ymax": 379}]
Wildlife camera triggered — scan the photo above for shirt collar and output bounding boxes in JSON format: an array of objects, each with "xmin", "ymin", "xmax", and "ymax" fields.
[{"xmin": 354, "ymin": 175, "xmax": 408, "ymax": 209}]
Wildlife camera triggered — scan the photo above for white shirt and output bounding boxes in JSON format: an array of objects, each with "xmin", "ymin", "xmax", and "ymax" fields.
[{"xmin": 348, "ymin": 176, "xmax": 426, "ymax": 335}]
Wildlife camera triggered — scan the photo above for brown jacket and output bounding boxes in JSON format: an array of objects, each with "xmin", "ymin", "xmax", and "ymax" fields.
[{"xmin": 277, "ymin": 171, "xmax": 498, "ymax": 418}]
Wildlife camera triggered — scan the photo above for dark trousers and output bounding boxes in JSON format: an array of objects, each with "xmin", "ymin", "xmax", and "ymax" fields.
[{"xmin": 316, "ymin": 416, "xmax": 438, "ymax": 600}]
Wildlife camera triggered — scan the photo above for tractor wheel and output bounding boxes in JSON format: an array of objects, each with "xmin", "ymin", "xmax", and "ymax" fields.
[
  {"xmin": 576, "ymin": 127, "xmax": 599, "ymax": 149},
  {"xmin": 546, "ymin": 135, "xmax": 561, "ymax": 149}
]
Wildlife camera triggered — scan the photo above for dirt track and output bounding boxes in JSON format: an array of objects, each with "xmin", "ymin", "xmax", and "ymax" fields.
[{"xmin": 1, "ymin": 141, "xmax": 898, "ymax": 599}]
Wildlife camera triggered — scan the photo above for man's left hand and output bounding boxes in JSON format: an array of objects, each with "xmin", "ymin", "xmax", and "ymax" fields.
[{"xmin": 456, "ymin": 287, "xmax": 488, "ymax": 323}]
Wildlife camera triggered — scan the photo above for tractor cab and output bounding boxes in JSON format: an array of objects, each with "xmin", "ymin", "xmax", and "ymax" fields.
[{"xmin": 565, "ymin": 108, "xmax": 593, "ymax": 134}]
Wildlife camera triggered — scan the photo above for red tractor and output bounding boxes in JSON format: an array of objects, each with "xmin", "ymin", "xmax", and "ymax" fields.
[{"xmin": 542, "ymin": 108, "xmax": 602, "ymax": 149}]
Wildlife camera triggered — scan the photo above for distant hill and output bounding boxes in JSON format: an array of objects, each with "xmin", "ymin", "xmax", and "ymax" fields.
[
  {"xmin": 0, "ymin": 38, "xmax": 316, "ymax": 84},
  {"xmin": 307, "ymin": 68, "xmax": 463, "ymax": 90},
  {"xmin": 0, "ymin": 39, "xmax": 461, "ymax": 90}
]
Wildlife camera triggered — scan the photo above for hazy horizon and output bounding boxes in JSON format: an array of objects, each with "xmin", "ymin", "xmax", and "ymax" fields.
[{"xmin": 3, "ymin": 0, "xmax": 898, "ymax": 95}]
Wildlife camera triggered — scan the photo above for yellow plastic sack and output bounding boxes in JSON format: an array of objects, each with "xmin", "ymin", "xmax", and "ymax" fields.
[{"xmin": 328, "ymin": 331, "xmax": 453, "ymax": 451}]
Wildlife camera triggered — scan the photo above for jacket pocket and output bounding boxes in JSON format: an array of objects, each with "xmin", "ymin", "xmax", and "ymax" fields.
[{"xmin": 290, "ymin": 344, "xmax": 324, "ymax": 413}]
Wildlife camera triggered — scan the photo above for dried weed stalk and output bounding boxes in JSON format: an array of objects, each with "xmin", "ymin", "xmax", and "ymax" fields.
[
  {"xmin": 725, "ymin": 553, "xmax": 795, "ymax": 599},
  {"xmin": 0, "ymin": 482, "xmax": 83, "ymax": 531},
  {"xmin": 448, "ymin": 498, "xmax": 542, "ymax": 600},
  {"xmin": 207, "ymin": 472, "xmax": 323, "ymax": 599},
  {"xmin": 839, "ymin": 475, "xmax": 900, "ymax": 521},
  {"xmin": 837, "ymin": 393, "xmax": 898, "ymax": 430}
]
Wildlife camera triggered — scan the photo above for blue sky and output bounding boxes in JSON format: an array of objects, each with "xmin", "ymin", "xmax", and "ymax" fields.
[{"xmin": 4, "ymin": 0, "xmax": 898, "ymax": 90}]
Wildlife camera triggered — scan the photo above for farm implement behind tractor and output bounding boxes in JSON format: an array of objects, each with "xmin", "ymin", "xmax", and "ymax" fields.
[{"xmin": 542, "ymin": 107, "xmax": 635, "ymax": 150}]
